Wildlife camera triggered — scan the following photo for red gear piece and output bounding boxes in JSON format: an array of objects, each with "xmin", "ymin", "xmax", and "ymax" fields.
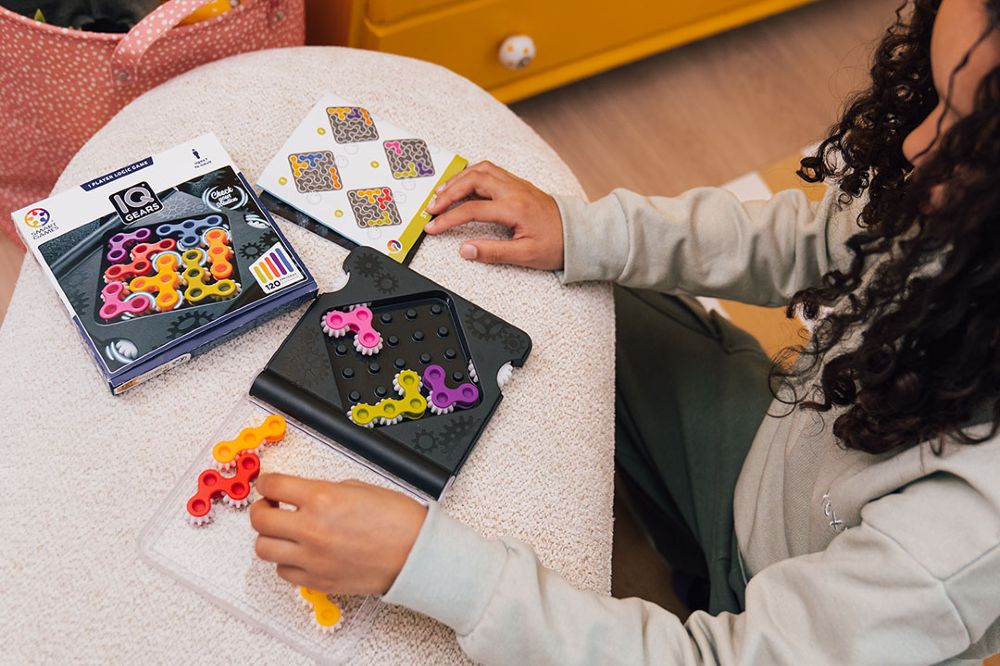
[
  {"xmin": 185, "ymin": 452, "xmax": 260, "ymax": 526},
  {"xmin": 104, "ymin": 238, "xmax": 177, "ymax": 283}
]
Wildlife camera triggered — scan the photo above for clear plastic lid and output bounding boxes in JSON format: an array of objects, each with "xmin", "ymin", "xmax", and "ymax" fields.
[{"xmin": 138, "ymin": 398, "xmax": 421, "ymax": 664}]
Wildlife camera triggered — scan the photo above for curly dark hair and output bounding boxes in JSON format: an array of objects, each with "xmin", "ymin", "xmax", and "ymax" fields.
[{"xmin": 770, "ymin": 0, "xmax": 1000, "ymax": 454}]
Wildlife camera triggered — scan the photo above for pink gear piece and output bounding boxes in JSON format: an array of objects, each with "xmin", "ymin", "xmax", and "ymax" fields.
[
  {"xmin": 320, "ymin": 305, "xmax": 383, "ymax": 355},
  {"xmin": 99, "ymin": 281, "xmax": 153, "ymax": 321}
]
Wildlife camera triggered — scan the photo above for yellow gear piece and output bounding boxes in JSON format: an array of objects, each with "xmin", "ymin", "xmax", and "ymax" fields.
[
  {"xmin": 212, "ymin": 415, "xmax": 287, "ymax": 469},
  {"xmin": 349, "ymin": 369, "xmax": 426, "ymax": 427},
  {"xmin": 299, "ymin": 587, "xmax": 342, "ymax": 632},
  {"xmin": 181, "ymin": 248, "xmax": 239, "ymax": 304},
  {"xmin": 129, "ymin": 253, "xmax": 182, "ymax": 311}
]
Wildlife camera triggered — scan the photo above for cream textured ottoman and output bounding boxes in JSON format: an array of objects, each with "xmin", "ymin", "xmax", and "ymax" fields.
[{"xmin": 0, "ymin": 48, "xmax": 614, "ymax": 663}]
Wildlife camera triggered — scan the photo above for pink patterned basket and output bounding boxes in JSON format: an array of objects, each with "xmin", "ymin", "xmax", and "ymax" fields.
[{"xmin": 0, "ymin": 0, "xmax": 305, "ymax": 241}]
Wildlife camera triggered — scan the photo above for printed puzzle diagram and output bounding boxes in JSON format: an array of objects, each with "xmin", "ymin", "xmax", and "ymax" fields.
[
  {"xmin": 347, "ymin": 187, "xmax": 401, "ymax": 228},
  {"xmin": 288, "ymin": 151, "xmax": 342, "ymax": 193},
  {"xmin": 383, "ymin": 139, "xmax": 435, "ymax": 180},
  {"xmin": 326, "ymin": 106, "xmax": 379, "ymax": 144}
]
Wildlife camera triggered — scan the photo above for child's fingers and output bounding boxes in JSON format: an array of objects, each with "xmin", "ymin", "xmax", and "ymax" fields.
[
  {"xmin": 427, "ymin": 170, "xmax": 508, "ymax": 214},
  {"xmin": 425, "ymin": 200, "xmax": 516, "ymax": 234},
  {"xmin": 255, "ymin": 472, "xmax": 314, "ymax": 507},
  {"xmin": 459, "ymin": 238, "xmax": 536, "ymax": 267},
  {"xmin": 249, "ymin": 498, "xmax": 308, "ymax": 540},
  {"xmin": 275, "ymin": 564, "xmax": 315, "ymax": 588},
  {"xmin": 464, "ymin": 160, "xmax": 517, "ymax": 182},
  {"xmin": 254, "ymin": 534, "xmax": 305, "ymax": 566}
]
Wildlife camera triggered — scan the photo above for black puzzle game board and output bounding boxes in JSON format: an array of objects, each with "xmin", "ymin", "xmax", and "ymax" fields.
[{"xmin": 250, "ymin": 248, "xmax": 532, "ymax": 499}]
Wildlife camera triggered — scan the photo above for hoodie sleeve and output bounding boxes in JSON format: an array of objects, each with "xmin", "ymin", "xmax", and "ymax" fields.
[{"xmin": 555, "ymin": 185, "xmax": 860, "ymax": 306}]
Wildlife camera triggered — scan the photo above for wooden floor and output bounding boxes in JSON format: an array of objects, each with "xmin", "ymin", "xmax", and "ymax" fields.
[{"xmin": 511, "ymin": 0, "xmax": 900, "ymax": 616}]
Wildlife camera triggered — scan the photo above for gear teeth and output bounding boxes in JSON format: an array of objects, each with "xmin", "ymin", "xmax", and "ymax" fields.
[
  {"xmin": 215, "ymin": 459, "xmax": 236, "ymax": 472},
  {"xmin": 468, "ymin": 360, "xmax": 479, "ymax": 383},
  {"xmin": 496, "ymin": 362, "xmax": 514, "ymax": 389},
  {"xmin": 354, "ymin": 337, "xmax": 383, "ymax": 355},
  {"xmin": 223, "ymin": 495, "xmax": 250, "ymax": 510},
  {"xmin": 428, "ymin": 402, "xmax": 455, "ymax": 416},
  {"xmin": 187, "ymin": 511, "xmax": 213, "ymax": 527},
  {"xmin": 317, "ymin": 617, "xmax": 343, "ymax": 633},
  {"xmin": 331, "ymin": 327, "xmax": 348, "ymax": 338}
]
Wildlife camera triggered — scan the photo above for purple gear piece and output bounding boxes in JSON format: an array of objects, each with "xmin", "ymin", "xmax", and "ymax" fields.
[
  {"xmin": 422, "ymin": 364, "xmax": 479, "ymax": 414},
  {"xmin": 106, "ymin": 227, "xmax": 152, "ymax": 263},
  {"xmin": 155, "ymin": 214, "xmax": 225, "ymax": 249}
]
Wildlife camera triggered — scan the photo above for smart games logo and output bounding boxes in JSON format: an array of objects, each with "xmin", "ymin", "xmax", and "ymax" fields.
[
  {"xmin": 23, "ymin": 208, "xmax": 50, "ymax": 228},
  {"xmin": 386, "ymin": 239, "xmax": 402, "ymax": 253},
  {"xmin": 109, "ymin": 181, "xmax": 163, "ymax": 224},
  {"xmin": 23, "ymin": 207, "xmax": 59, "ymax": 241}
]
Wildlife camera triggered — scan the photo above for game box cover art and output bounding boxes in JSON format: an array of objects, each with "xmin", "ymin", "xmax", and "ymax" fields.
[{"xmin": 13, "ymin": 134, "xmax": 317, "ymax": 393}]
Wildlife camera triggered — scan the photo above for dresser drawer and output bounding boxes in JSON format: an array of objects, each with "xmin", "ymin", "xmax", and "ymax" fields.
[
  {"xmin": 367, "ymin": 0, "xmax": 462, "ymax": 23},
  {"xmin": 360, "ymin": 0, "xmax": 781, "ymax": 92}
]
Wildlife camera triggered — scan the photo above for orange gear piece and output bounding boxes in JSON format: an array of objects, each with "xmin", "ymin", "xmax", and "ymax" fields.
[
  {"xmin": 212, "ymin": 414, "xmax": 286, "ymax": 470},
  {"xmin": 298, "ymin": 587, "xmax": 343, "ymax": 633},
  {"xmin": 203, "ymin": 228, "xmax": 234, "ymax": 280},
  {"xmin": 129, "ymin": 253, "xmax": 182, "ymax": 311}
]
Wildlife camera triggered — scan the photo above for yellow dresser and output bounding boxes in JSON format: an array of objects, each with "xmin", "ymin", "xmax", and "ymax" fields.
[{"xmin": 306, "ymin": 0, "xmax": 815, "ymax": 102}]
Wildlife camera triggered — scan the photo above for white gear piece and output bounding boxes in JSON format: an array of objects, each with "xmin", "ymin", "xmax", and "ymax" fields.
[{"xmin": 496, "ymin": 362, "xmax": 513, "ymax": 389}]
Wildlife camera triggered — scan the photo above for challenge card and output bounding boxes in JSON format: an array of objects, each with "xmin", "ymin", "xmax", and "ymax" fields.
[{"xmin": 257, "ymin": 94, "xmax": 467, "ymax": 264}]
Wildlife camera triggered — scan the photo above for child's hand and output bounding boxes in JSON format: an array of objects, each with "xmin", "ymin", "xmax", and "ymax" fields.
[
  {"xmin": 424, "ymin": 160, "xmax": 564, "ymax": 270},
  {"xmin": 249, "ymin": 473, "xmax": 427, "ymax": 595}
]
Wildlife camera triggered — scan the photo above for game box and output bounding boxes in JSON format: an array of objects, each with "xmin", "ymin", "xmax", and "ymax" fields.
[{"xmin": 11, "ymin": 134, "xmax": 317, "ymax": 393}]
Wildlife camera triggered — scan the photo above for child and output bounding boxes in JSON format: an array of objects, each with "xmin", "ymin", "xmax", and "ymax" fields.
[{"xmin": 249, "ymin": 0, "xmax": 1000, "ymax": 662}]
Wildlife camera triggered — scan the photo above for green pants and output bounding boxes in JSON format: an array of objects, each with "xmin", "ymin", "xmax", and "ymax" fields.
[{"xmin": 614, "ymin": 287, "xmax": 773, "ymax": 615}]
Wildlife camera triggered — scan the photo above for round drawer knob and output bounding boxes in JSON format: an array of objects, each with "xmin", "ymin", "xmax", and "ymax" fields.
[{"xmin": 498, "ymin": 35, "xmax": 536, "ymax": 70}]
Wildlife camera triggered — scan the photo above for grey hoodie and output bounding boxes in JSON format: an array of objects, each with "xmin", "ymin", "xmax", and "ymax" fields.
[{"xmin": 384, "ymin": 186, "xmax": 1000, "ymax": 665}]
